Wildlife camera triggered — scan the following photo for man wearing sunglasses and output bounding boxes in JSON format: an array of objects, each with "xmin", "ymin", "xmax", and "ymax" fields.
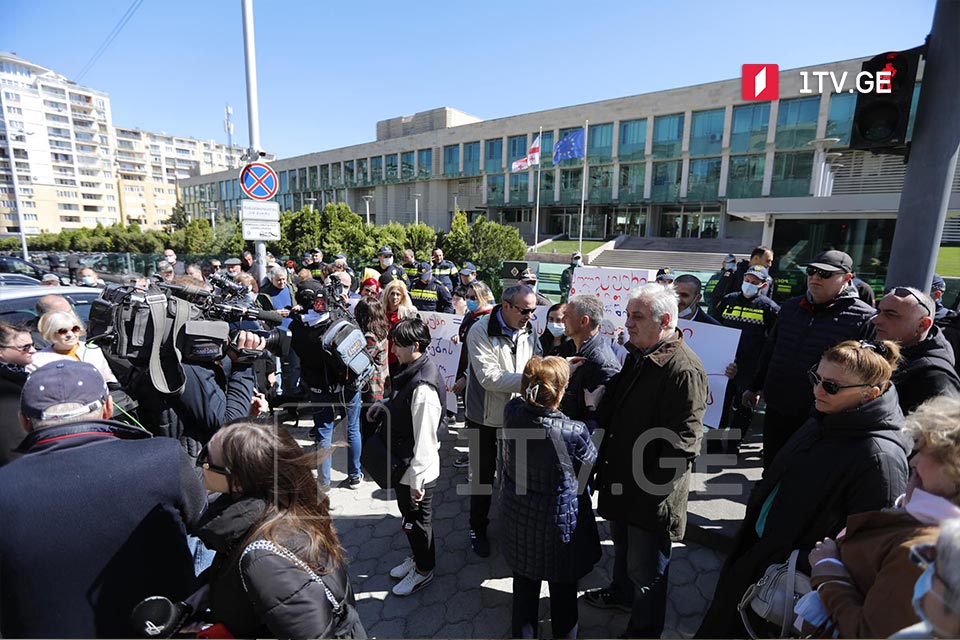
[
  {"xmin": 873, "ymin": 286, "xmax": 960, "ymax": 415},
  {"xmin": 463, "ymin": 284, "xmax": 542, "ymax": 557},
  {"xmin": 0, "ymin": 361, "xmax": 204, "ymax": 638},
  {"xmin": 743, "ymin": 249, "xmax": 876, "ymax": 467}
]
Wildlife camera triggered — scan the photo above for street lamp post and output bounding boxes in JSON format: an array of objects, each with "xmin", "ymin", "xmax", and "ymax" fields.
[
  {"xmin": 361, "ymin": 194, "xmax": 373, "ymax": 225},
  {"xmin": 207, "ymin": 207, "xmax": 218, "ymax": 232},
  {"xmin": 414, "ymin": 193, "xmax": 422, "ymax": 226},
  {"xmin": 807, "ymin": 138, "xmax": 841, "ymax": 197},
  {"xmin": 452, "ymin": 192, "xmax": 459, "ymax": 214},
  {"xmin": 305, "ymin": 196, "xmax": 317, "ymax": 212}
]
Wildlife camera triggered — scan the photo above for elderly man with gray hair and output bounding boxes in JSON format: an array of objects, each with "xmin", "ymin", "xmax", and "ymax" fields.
[
  {"xmin": 464, "ymin": 283, "xmax": 542, "ymax": 557},
  {"xmin": 560, "ymin": 294, "xmax": 621, "ymax": 423},
  {"xmin": 583, "ymin": 283, "xmax": 708, "ymax": 638}
]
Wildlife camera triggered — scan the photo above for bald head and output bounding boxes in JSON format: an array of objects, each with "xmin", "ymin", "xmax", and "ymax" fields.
[{"xmin": 35, "ymin": 295, "xmax": 72, "ymax": 316}]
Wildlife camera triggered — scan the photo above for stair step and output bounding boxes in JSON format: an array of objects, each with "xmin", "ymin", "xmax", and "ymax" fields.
[{"xmin": 589, "ymin": 248, "xmax": 743, "ymax": 273}]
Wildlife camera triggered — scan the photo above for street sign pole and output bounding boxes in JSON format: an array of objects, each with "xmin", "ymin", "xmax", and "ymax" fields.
[{"xmin": 241, "ymin": 0, "xmax": 267, "ymax": 284}]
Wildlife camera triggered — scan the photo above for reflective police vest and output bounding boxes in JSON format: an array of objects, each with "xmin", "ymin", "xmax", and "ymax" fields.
[
  {"xmin": 409, "ymin": 278, "xmax": 451, "ymax": 312},
  {"xmin": 431, "ymin": 260, "xmax": 458, "ymax": 292},
  {"xmin": 403, "ymin": 262, "xmax": 419, "ymax": 280}
]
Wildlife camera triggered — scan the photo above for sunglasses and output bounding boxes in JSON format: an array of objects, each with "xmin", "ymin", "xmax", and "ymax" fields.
[
  {"xmin": 362, "ymin": 287, "xmax": 378, "ymax": 295},
  {"xmin": 805, "ymin": 266, "xmax": 842, "ymax": 279},
  {"xmin": 465, "ymin": 294, "xmax": 478, "ymax": 301},
  {"xmin": 508, "ymin": 301, "xmax": 536, "ymax": 316},
  {"xmin": 885, "ymin": 287, "xmax": 932, "ymax": 317},
  {"xmin": 211, "ymin": 264, "xmax": 222, "ymax": 270},
  {"xmin": 0, "ymin": 342, "xmax": 34, "ymax": 353},
  {"xmin": 56, "ymin": 326, "xmax": 82, "ymax": 336},
  {"xmin": 197, "ymin": 444, "xmax": 230, "ymax": 475},
  {"xmin": 807, "ymin": 367, "xmax": 871, "ymax": 395}
]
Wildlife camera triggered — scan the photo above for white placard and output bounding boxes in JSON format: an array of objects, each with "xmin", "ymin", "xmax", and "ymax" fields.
[
  {"xmin": 418, "ymin": 311, "xmax": 464, "ymax": 413},
  {"xmin": 242, "ymin": 220, "xmax": 281, "ymax": 241},
  {"xmin": 241, "ymin": 199, "xmax": 280, "ymax": 221}
]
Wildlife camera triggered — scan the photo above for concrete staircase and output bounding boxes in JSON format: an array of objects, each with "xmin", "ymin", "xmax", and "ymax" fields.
[{"xmin": 590, "ymin": 248, "xmax": 739, "ymax": 272}]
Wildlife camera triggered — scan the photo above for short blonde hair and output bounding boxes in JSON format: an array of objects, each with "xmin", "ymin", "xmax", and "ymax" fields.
[
  {"xmin": 904, "ymin": 395, "xmax": 960, "ymax": 485},
  {"xmin": 520, "ymin": 356, "xmax": 570, "ymax": 409},
  {"xmin": 38, "ymin": 310, "xmax": 84, "ymax": 343}
]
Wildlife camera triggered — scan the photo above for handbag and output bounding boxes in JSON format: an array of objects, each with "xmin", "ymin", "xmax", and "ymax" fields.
[
  {"xmin": 738, "ymin": 549, "xmax": 812, "ymax": 639},
  {"xmin": 359, "ymin": 418, "xmax": 409, "ymax": 490},
  {"xmin": 240, "ymin": 540, "xmax": 366, "ymax": 639}
]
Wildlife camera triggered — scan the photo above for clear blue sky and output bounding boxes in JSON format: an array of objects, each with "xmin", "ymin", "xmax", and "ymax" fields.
[{"xmin": 3, "ymin": 0, "xmax": 936, "ymax": 159}]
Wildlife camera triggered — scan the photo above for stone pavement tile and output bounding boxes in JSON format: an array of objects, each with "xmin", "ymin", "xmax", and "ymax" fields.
[
  {"xmin": 444, "ymin": 589, "xmax": 484, "ymax": 623},
  {"xmin": 419, "ymin": 573, "xmax": 458, "ymax": 606},
  {"xmin": 367, "ymin": 617, "xmax": 406, "ymax": 639},
  {"xmin": 473, "ymin": 605, "xmax": 512, "ymax": 638},
  {"xmin": 437, "ymin": 620, "xmax": 473, "ymax": 639}
]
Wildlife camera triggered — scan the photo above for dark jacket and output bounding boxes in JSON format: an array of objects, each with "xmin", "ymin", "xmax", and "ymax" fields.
[
  {"xmin": 456, "ymin": 308, "xmax": 493, "ymax": 381},
  {"xmin": 377, "ymin": 264, "xmax": 409, "ymax": 288},
  {"xmin": 0, "ymin": 421, "xmax": 204, "ymax": 638},
  {"xmin": 409, "ymin": 276, "xmax": 454, "ymax": 313},
  {"xmin": 697, "ymin": 387, "xmax": 909, "ymax": 638},
  {"xmin": 716, "ymin": 292, "xmax": 781, "ymax": 388},
  {"xmin": 134, "ymin": 359, "xmax": 257, "ymax": 458},
  {"xmin": 539, "ymin": 332, "xmax": 575, "ymax": 358},
  {"xmin": 595, "ymin": 330, "xmax": 708, "ymax": 540},
  {"xmin": 686, "ymin": 305, "xmax": 722, "ymax": 326},
  {"xmin": 196, "ymin": 495, "xmax": 358, "ymax": 639},
  {"xmin": 939, "ymin": 313, "xmax": 960, "ymax": 378},
  {"xmin": 559, "ymin": 333, "xmax": 621, "ymax": 423},
  {"xmin": 560, "ymin": 265, "xmax": 576, "ymax": 302},
  {"xmin": 387, "ymin": 353, "xmax": 447, "ymax": 460},
  {"xmin": 0, "ymin": 364, "xmax": 27, "ymax": 467},
  {"xmin": 751, "ymin": 286, "xmax": 876, "ymax": 417},
  {"xmin": 893, "ymin": 325, "xmax": 960, "ymax": 415},
  {"xmin": 500, "ymin": 398, "xmax": 601, "ymax": 582},
  {"xmin": 710, "ymin": 261, "xmax": 780, "ymax": 317},
  {"xmin": 431, "ymin": 259, "xmax": 458, "ymax": 293}
]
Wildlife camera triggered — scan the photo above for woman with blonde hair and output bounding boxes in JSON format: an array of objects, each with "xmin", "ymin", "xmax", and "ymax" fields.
[
  {"xmin": 698, "ymin": 340, "xmax": 910, "ymax": 638},
  {"xmin": 501, "ymin": 356, "xmax": 601, "ymax": 638},
  {"xmin": 29, "ymin": 310, "xmax": 117, "ymax": 385},
  {"xmin": 381, "ymin": 279, "xmax": 418, "ymax": 376}
]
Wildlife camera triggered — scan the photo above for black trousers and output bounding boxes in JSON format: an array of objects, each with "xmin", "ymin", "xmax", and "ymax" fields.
[
  {"xmin": 396, "ymin": 482, "xmax": 436, "ymax": 572},
  {"xmin": 467, "ymin": 419, "xmax": 498, "ymax": 533},
  {"xmin": 512, "ymin": 573, "xmax": 579, "ymax": 639},
  {"xmin": 717, "ymin": 382, "xmax": 754, "ymax": 449},
  {"xmin": 761, "ymin": 406, "xmax": 808, "ymax": 468}
]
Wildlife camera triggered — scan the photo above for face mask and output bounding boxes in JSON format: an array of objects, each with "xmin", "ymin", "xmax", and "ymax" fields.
[
  {"xmin": 741, "ymin": 282, "xmax": 761, "ymax": 298},
  {"xmin": 466, "ymin": 299, "xmax": 479, "ymax": 313},
  {"xmin": 547, "ymin": 322, "xmax": 565, "ymax": 337},
  {"xmin": 913, "ymin": 563, "xmax": 935, "ymax": 623},
  {"xmin": 166, "ymin": 256, "xmax": 176, "ymax": 264},
  {"xmin": 573, "ymin": 259, "xmax": 582, "ymax": 267},
  {"xmin": 678, "ymin": 305, "xmax": 695, "ymax": 319},
  {"xmin": 381, "ymin": 257, "xmax": 394, "ymax": 268},
  {"xmin": 81, "ymin": 276, "xmax": 96, "ymax": 286},
  {"xmin": 723, "ymin": 261, "xmax": 736, "ymax": 271}
]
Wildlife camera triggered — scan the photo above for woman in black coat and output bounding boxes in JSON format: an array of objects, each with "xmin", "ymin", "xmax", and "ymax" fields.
[
  {"xmin": 696, "ymin": 340, "xmax": 910, "ymax": 638},
  {"xmin": 0, "ymin": 322, "xmax": 36, "ymax": 467},
  {"xmin": 194, "ymin": 420, "xmax": 364, "ymax": 638},
  {"xmin": 501, "ymin": 356, "xmax": 601, "ymax": 638}
]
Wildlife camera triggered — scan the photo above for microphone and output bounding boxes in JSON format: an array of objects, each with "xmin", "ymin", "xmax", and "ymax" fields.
[{"xmin": 130, "ymin": 596, "xmax": 191, "ymax": 638}]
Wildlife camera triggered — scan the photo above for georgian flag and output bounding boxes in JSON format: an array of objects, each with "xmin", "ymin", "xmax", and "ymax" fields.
[{"xmin": 510, "ymin": 134, "xmax": 542, "ymax": 172}]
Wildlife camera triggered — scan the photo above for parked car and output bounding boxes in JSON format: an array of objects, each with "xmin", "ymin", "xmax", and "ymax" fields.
[
  {"xmin": 0, "ymin": 256, "xmax": 69, "ymax": 284},
  {"xmin": 0, "ymin": 286, "xmax": 102, "ymax": 325},
  {"xmin": 0, "ymin": 273, "xmax": 42, "ymax": 287}
]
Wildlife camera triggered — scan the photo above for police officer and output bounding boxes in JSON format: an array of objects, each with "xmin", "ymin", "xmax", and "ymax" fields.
[
  {"xmin": 401, "ymin": 249, "xmax": 419, "ymax": 281},
  {"xmin": 431, "ymin": 248, "xmax": 458, "ymax": 293},
  {"xmin": 409, "ymin": 262, "xmax": 454, "ymax": 313},
  {"xmin": 377, "ymin": 246, "xmax": 409, "ymax": 288},
  {"xmin": 309, "ymin": 248, "xmax": 325, "ymax": 280},
  {"xmin": 559, "ymin": 251, "xmax": 581, "ymax": 303}
]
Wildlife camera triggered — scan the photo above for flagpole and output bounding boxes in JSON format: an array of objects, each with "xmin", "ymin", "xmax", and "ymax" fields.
[
  {"xmin": 534, "ymin": 126, "xmax": 542, "ymax": 248},
  {"xmin": 579, "ymin": 120, "xmax": 588, "ymax": 254}
]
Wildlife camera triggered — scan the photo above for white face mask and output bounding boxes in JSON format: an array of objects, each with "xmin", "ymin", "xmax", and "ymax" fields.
[
  {"xmin": 81, "ymin": 276, "xmax": 96, "ymax": 286},
  {"xmin": 723, "ymin": 261, "xmax": 736, "ymax": 271},
  {"xmin": 572, "ymin": 259, "xmax": 582, "ymax": 267},
  {"xmin": 380, "ymin": 257, "xmax": 394, "ymax": 268},
  {"xmin": 165, "ymin": 255, "xmax": 176, "ymax": 264},
  {"xmin": 678, "ymin": 305, "xmax": 695, "ymax": 319},
  {"xmin": 547, "ymin": 322, "xmax": 565, "ymax": 337},
  {"xmin": 741, "ymin": 282, "xmax": 761, "ymax": 298}
]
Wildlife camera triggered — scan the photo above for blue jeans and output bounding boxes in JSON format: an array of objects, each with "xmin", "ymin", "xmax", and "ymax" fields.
[
  {"xmin": 610, "ymin": 521, "xmax": 672, "ymax": 638},
  {"xmin": 311, "ymin": 389, "xmax": 362, "ymax": 486}
]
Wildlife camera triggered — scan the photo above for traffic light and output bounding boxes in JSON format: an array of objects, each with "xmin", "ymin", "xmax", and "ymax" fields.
[{"xmin": 849, "ymin": 45, "xmax": 924, "ymax": 154}]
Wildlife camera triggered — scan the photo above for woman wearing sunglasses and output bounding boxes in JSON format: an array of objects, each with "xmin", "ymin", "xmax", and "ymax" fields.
[
  {"xmin": 27, "ymin": 310, "xmax": 117, "ymax": 385},
  {"xmin": 797, "ymin": 395, "xmax": 960, "ymax": 638},
  {"xmin": 193, "ymin": 420, "xmax": 364, "ymax": 638},
  {"xmin": 698, "ymin": 339, "xmax": 910, "ymax": 638},
  {"xmin": 0, "ymin": 322, "xmax": 35, "ymax": 467}
]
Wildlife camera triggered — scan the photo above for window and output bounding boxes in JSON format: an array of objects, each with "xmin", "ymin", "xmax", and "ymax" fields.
[
  {"xmin": 58, "ymin": 203, "xmax": 79, "ymax": 210},
  {"xmin": 509, "ymin": 172, "xmax": 528, "ymax": 204},
  {"xmin": 619, "ymin": 119, "xmax": 647, "ymax": 161},
  {"xmin": 587, "ymin": 123, "xmax": 613, "ymax": 163},
  {"xmin": 653, "ymin": 113, "xmax": 684, "ymax": 159},
  {"xmin": 730, "ymin": 103, "xmax": 771, "ymax": 154},
  {"xmin": 907, "ymin": 83, "xmax": 922, "ymax": 140},
  {"xmin": 298, "ymin": 167, "xmax": 307, "ymax": 190},
  {"xmin": 417, "ymin": 149, "xmax": 432, "ymax": 179},
  {"xmin": 776, "ymin": 97, "xmax": 820, "ymax": 149},
  {"xmin": 686, "ymin": 157, "xmax": 722, "ymax": 200},
  {"xmin": 23, "ymin": 213, "xmax": 37, "ymax": 221},
  {"xmin": 3, "ymin": 91, "xmax": 20, "ymax": 102},
  {"xmin": 343, "ymin": 161, "xmax": 354, "ymax": 186},
  {"xmin": 385, "ymin": 154, "xmax": 398, "ymax": 182},
  {"xmin": 560, "ymin": 168, "xmax": 582, "ymax": 203},
  {"xmin": 771, "ymin": 151, "xmax": 814, "ymax": 196},
  {"xmin": 369, "ymin": 157, "xmax": 382, "ymax": 183},
  {"xmin": 727, "ymin": 154, "xmax": 766, "ymax": 198},
  {"xmin": 485, "ymin": 138, "xmax": 503, "ymax": 173},
  {"xmin": 444, "ymin": 145, "xmax": 460, "ymax": 176},
  {"xmin": 6, "ymin": 106, "xmax": 22, "ymax": 115},
  {"xmin": 56, "ymin": 190, "xmax": 78, "ymax": 198},
  {"xmin": 540, "ymin": 131, "xmax": 554, "ymax": 163},
  {"xmin": 651, "ymin": 161, "xmax": 681, "ymax": 201},
  {"xmin": 463, "ymin": 142, "xmax": 480, "ymax": 176},
  {"xmin": 826, "ymin": 92, "xmax": 856, "ymax": 146},
  {"xmin": 401, "ymin": 151, "xmax": 414, "ymax": 181},
  {"xmin": 487, "ymin": 174, "xmax": 505, "ymax": 203},
  {"xmin": 356, "ymin": 159, "xmax": 367, "ymax": 184},
  {"xmin": 689, "ymin": 109, "xmax": 724, "ymax": 157},
  {"xmin": 507, "ymin": 135, "xmax": 527, "ymax": 163},
  {"xmin": 308, "ymin": 166, "xmax": 319, "ymax": 189},
  {"xmin": 589, "ymin": 166, "xmax": 613, "ymax": 201},
  {"xmin": 21, "ymin": 201, "xmax": 35, "ymax": 208}
]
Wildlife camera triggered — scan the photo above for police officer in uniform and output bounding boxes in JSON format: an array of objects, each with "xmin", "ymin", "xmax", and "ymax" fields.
[
  {"xmin": 402, "ymin": 249, "xmax": 420, "ymax": 282},
  {"xmin": 431, "ymin": 248, "xmax": 458, "ymax": 293},
  {"xmin": 377, "ymin": 245, "xmax": 409, "ymax": 288},
  {"xmin": 409, "ymin": 262, "xmax": 454, "ymax": 313}
]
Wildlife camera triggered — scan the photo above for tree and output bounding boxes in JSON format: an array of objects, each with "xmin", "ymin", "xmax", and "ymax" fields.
[
  {"xmin": 182, "ymin": 219, "xmax": 214, "ymax": 254},
  {"xmin": 405, "ymin": 222, "xmax": 437, "ymax": 262},
  {"xmin": 443, "ymin": 209, "xmax": 471, "ymax": 267},
  {"xmin": 468, "ymin": 216, "xmax": 527, "ymax": 295},
  {"xmin": 166, "ymin": 201, "xmax": 189, "ymax": 230}
]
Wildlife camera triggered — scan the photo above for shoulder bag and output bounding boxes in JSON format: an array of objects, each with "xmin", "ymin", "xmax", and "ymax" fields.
[{"xmin": 738, "ymin": 549, "xmax": 812, "ymax": 639}]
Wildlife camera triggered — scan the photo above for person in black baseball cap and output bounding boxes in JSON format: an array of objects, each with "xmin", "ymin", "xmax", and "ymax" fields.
[
  {"xmin": 655, "ymin": 267, "xmax": 676, "ymax": 285},
  {"xmin": 377, "ymin": 245, "xmax": 409, "ymax": 287},
  {"xmin": 459, "ymin": 261, "xmax": 478, "ymax": 287}
]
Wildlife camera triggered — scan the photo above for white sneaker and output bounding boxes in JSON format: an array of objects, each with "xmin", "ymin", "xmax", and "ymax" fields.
[
  {"xmin": 392, "ymin": 569, "xmax": 433, "ymax": 596},
  {"xmin": 389, "ymin": 556, "xmax": 417, "ymax": 579}
]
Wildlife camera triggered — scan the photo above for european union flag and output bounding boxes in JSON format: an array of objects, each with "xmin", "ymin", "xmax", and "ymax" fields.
[{"xmin": 552, "ymin": 128, "xmax": 585, "ymax": 165}]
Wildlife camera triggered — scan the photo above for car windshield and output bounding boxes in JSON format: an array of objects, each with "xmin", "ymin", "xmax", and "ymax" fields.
[{"xmin": 0, "ymin": 292, "xmax": 99, "ymax": 325}]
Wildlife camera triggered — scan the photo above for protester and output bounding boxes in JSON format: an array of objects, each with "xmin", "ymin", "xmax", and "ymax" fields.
[
  {"xmin": 46, "ymin": 250, "xmax": 61, "ymax": 273},
  {"xmin": 799, "ymin": 395, "xmax": 960, "ymax": 638},
  {"xmin": 0, "ymin": 361, "xmax": 204, "ymax": 638},
  {"xmin": 559, "ymin": 251, "xmax": 582, "ymax": 303},
  {"xmin": 451, "ymin": 285, "xmax": 469, "ymax": 315},
  {"xmin": 714, "ymin": 265, "xmax": 780, "ymax": 453},
  {"xmin": 930, "ymin": 274, "xmax": 956, "ymax": 323},
  {"xmin": 40, "ymin": 273, "xmax": 60, "ymax": 286},
  {"xmin": 704, "ymin": 253, "xmax": 737, "ymax": 311},
  {"xmin": 501, "ymin": 356, "xmax": 601, "ymax": 638},
  {"xmin": 892, "ymin": 518, "xmax": 960, "ymax": 639},
  {"xmin": 431, "ymin": 248, "xmax": 458, "ymax": 293},
  {"xmin": 241, "ymin": 249, "xmax": 256, "ymax": 273},
  {"xmin": 464, "ymin": 284, "xmax": 542, "ymax": 557},
  {"xmin": 409, "ymin": 262, "xmax": 454, "ymax": 313},
  {"xmin": 540, "ymin": 302, "xmax": 574, "ymax": 357},
  {"xmin": 359, "ymin": 277, "xmax": 380, "ymax": 299},
  {"xmin": 585, "ymin": 283, "xmax": 707, "ymax": 638},
  {"xmin": 451, "ymin": 280, "xmax": 495, "ymax": 469},
  {"xmin": 28, "ymin": 294, "xmax": 71, "ymax": 349},
  {"xmin": 743, "ymin": 249, "xmax": 876, "ymax": 466},
  {"xmin": 157, "ymin": 260, "xmax": 176, "ymax": 282},
  {"xmin": 186, "ymin": 263, "xmax": 203, "ymax": 281},
  {"xmin": 518, "ymin": 268, "xmax": 552, "ymax": 306},
  {"xmin": 377, "ymin": 245, "xmax": 408, "ymax": 287},
  {"xmin": 225, "ymin": 257, "xmax": 243, "ymax": 279},
  {"xmin": 77, "ymin": 266, "xmax": 102, "ymax": 287},
  {"xmin": 459, "ymin": 261, "xmax": 478, "ymax": 287},
  {"xmin": 29, "ymin": 309, "xmax": 118, "ymax": 384},
  {"xmin": 674, "ymin": 274, "xmax": 721, "ymax": 325},
  {"xmin": 162, "ymin": 248, "xmax": 186, "ymax": 276},
  {"xmin": 354, "ymin": 296, "xmax": 390, "ymax": 439},
  {"xmin": 873, "ymin": 286, "xmax": 960, "ymax": 414},
  {"xmin": 401, "ymin": 248, "xmax": 419, "ymax": 281},
  {"xmin": 260, "ymin": 267, "xmax": 300, "ymax": 398},
  {"xmin": 655, "ymin": 267, "xmax": 676, "ymax": 285},
  {"xmin": 194, "ymin": 420, "xmax": 362, "ymax": 637},
  {"xmin": 0, "ymin": 322, "xmax": 34, "ymax": 467},
  {"xmin": 560, "ymin": 295, "xmax": 621, "ymax": 423},
  {"xmin": 710, "ymin": 246, "xmax": 776, "ymax": 316},
  {"xmin": 66, "ymin": 249, "xmax": 81, "ymax": 284},
  {"xmin": 382, "ymin": 279, "xmax": 418, "ymax": 376},
  {"xmin": 696, "ymin": 339, "xmax": 909, "ymax": 638},
  {"xmin": 371, "ymin": 318, "xmax": 444, "ymax": 596}
]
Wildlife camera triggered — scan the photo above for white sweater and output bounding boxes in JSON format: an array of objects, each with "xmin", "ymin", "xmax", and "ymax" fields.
[{"xmin": 28, "ymin": 343, "xmax": 118, "ymax": 385}]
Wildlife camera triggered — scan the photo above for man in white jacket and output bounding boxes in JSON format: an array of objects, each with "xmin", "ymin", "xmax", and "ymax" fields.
[{"xmin": 464, "ymin": 284, "xmax": 542, "ymax": 557}]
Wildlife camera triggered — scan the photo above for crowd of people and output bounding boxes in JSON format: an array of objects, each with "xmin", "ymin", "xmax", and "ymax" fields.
[{"xmin": 0, "ymin": 241, "xmax": 959, "ymax": 639}]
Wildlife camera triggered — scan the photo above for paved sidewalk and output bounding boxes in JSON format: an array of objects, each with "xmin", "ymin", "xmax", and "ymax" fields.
[{"xmin": 292, "ymin": 418, "xmax": 727, "ymax": 639}]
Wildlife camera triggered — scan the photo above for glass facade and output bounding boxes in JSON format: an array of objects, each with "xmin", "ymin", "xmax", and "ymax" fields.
[
  {"xmin": 652, "ymin": 113, "xmax": 684, "ymax": 159},
  {"xmin": 401, "ymin": 151, "xmax": 415, "ymax": 181},
  {"xmin": 444, "ymin": 145, "xmax": 459, "ymax": 176},
  {"xmin": 356, "ymin": 158, "xmax": 367, "ymax": 185},
  {"xmin": 331, "ymin": 162, "xmax": 341, "ymax": 186},
  {"xmin": 485, "ymin": 138, "xmax": 503, "ymax": 173},
  {"xmin": 385, "ymin": 154, "xmax": 398, "ymax": 182},
  {"xmin": 686, "ymin": 157, "xmax": 721, "ymax": 200},
  {"xmin": 343, "ymin": 161, "xmax": 354, "ymax": 186},
  {"xmin": 540, "ymin": 170, "xmax": 555, "ymax": 201},
  {"xmin": 320, "ymin": 165, "xmax": 330, "ymax": 187},
  {"xmin": 770, "ymin": 151, "xmax": 814, "ymax": 197},
  {"xmin": 775, "ymin": 97, "xmax": 819, "ymax": 149},
  {"xmin": 369, "ymin": 157, "xmax": 382, "ymax": 183},
  {"xmin": 651, "ymin": 161, "xmax": 681, "ymax": 201},
  {"xmin": 507, "ymin": 134, "xmax": 527, "ymax": 162},
  {"xmin": 727, "ymin": 154, "xmax": 765, "ymax": 198},
  {"xmin": 589, "ymin": 166, "xmax": 613, "ymax": 201},
  {"xmin": 560, "ymin": 168, "xmax": 582, "ymax": 203},
  {"xmin": 540, "ymin": 131, "xmax": 554, "ymax": 163},
  {"xmin": 463, "ymin": 142, "xmax": 480, "ymax": 176},
  {"xmin": 587, "ymin": 123, "xmax": 613, "ymax": 163},
  {"xmin": 509, "ymin": 172, "xmax": 528, "ymax": 204},
  {"xmin": 289, "ymin": 169, "xmax": 298, "ymax": 192},
  {"xmin": 619, "ymin": 119, "xmax": 647, "ymax": 161},
  {"xmin": 279, "ymin": 171, "xmax": 288, "ymax": 194},
  {"xmin": 487, "ymin": 174, "xmax": 505, "ymax": 205},
  {"xmin": 619, "ymin": 164, "xmax": 645, "ymax": 203},
  {"xmin": 418, "ymin": 149, "xmax": 432, "ymax": 179},
  {"xmin": 907, "ymin": 83, "xmax": 921, "ymax": 140},
  {"xmin": 730, "ymin": 103, "xmax": 770, "ymax": 154},
  {"xmin": 308, "ymin": 166, "xmax": 318, "ymax": 189},
  {"xmin": 689, "ymin": 109, "xmax": 724, "ymax": 157},
  {"xmin": 826, "ymin": 92, "xmax": 856, "ymax": 146}
]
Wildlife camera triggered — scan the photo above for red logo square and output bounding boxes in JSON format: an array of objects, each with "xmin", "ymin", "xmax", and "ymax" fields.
[{"xmin": 742, "ymin": 64, "xmax": 779, "ymax": 101}]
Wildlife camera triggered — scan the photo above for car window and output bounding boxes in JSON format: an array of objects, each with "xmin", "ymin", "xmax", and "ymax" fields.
[{"xmin": 0, "ymin": 292, "xmax": 99, "ymax": 324}]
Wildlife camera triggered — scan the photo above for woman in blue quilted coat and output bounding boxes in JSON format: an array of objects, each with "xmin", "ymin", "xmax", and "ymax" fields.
[{"xmin": 501, "ymin": 356, "xmax": 601, "ymax": 638}]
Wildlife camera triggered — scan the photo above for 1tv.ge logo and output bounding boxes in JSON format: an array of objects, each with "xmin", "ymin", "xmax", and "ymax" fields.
[{"xmin": 742, "ymin": 64, "xmax": 779, "ymax": 101}]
